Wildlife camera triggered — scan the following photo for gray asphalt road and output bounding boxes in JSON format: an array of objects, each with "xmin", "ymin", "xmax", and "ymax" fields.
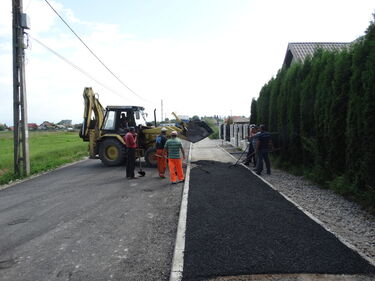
[{"xmin": 0, "ymin": 145, "xmax": 189, "ymax": 281}]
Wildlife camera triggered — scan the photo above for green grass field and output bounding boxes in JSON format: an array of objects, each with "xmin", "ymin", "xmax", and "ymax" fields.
[{"xmin": 0, "ymin": 131, "xmax": 88, "ymax": 185}]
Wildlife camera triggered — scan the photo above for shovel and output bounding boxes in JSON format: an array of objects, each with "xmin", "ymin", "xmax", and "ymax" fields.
[{"xmin": 137, "ymin": 145, "xmax": 146, "ymax": 177}]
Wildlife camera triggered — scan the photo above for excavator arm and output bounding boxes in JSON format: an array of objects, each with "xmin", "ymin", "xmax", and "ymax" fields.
[
  {"xmin": 80, "ymin": 87, "xmax": 105, "ymax": 140},
  {"xmin": 79, "ymin": 87, "xmax": 105, "ymax": 157},
  {"xmin": 172, "ymin": 112, "xmax": 213, "ymax": 143}
]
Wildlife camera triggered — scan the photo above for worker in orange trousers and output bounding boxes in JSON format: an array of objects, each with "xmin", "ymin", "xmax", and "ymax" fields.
[{"xmin": 164, "ymin": 131, "xmax": 185, "ymax": 184}]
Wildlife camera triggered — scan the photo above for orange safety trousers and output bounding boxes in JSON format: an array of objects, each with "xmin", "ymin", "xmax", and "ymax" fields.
[
  {"xmin": 156, "ymin": 149, "xmax": 167, "ymax": 177},
  {"xmin": 168, "ymin": 158, "xmax": 184, "ymax": 183}
]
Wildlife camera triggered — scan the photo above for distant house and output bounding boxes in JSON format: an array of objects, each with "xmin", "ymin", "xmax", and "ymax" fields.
[
  {"xmin": 282, "ymin": 42, "xmax": 351, "ymax": 68},
  {"xmin": 231, "ymin": 116, "xmax": 250, "ymax": 124},
  {"xmin": 57, "ymin": 120, "xmax": 72, "ymax": 126},
  {"xmin": 225, "ymin": 116, "xmax": 249, "ymax": 124},
  {"xmin": 56, "ymin": 125, "xmax": 66, "ymax": 130},
  {"xmin": 39, "ymin": 121, "xmax": 55, "ymax": 130},
  {"xmin": 28, "ymin": 123, "xmax": 38, "ymax": 130}
]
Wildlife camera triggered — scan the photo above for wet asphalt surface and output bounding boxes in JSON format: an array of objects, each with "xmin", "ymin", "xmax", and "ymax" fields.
[
  {"xmin": 182, "ymin": 160, "xmax": 375, "ymax": 281},
  {"xmin": 0, "ymin": 153, "xmax": 187, "ymax": 281}
]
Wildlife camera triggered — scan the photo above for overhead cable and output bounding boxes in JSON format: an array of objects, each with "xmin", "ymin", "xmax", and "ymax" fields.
[
  {"xmin": 43, "ymin": 0, "xmax": 147, "ymax": 102},
  {"xmin": 31, "ymin": 36, "xmax": 130, "ymax": 99}
]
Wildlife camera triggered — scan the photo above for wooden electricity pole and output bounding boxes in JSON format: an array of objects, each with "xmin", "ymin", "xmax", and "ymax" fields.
[
  {"xmin": 12, "ymin": 0, "xmax": 30, "ymax": 176},
  {"xmin": 161, "ymin": 99, "xmax": 164, "ymax": 122}
]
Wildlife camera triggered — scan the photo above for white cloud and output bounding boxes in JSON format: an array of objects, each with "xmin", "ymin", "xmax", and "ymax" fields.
[
  {"xmin": 0, "ymin": 1, "xmax": 12, "ymax": 37},
  {"xmin": 27, "ymin": 0, "xmax": 63, "ymax": 35}
]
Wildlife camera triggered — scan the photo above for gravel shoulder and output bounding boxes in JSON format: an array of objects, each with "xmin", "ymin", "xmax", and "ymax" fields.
[{"xmin": 221, "ymin": 142, "xmax": 375, "ymax": 265}]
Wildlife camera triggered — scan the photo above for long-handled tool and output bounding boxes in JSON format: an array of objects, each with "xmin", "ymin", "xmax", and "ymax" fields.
[
  {"xmin": 138, "ymin": 157, "xmax": 145, "ymax": 176},
  {"xmin": 229, "ymin": 143, "xmax": 250, "ymax": 168},
  {"xmin": 136, "ymin": 140, "xmax": 146, "ymax": 177},
  {"xmin": 155, "ymin": 153, "xmax": 210, "ymax": 174},
  {"xmin": 229, "ymin": 147, "xmax": 280, "ymax": 168}
]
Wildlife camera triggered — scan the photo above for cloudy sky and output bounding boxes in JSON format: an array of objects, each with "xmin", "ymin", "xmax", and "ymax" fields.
[{"xmin": 0, "ymin": 0, "xmax": 374, "ymax": 125}]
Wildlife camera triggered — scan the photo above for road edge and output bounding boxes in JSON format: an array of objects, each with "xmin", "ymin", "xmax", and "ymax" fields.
[
  {"xmin": 170, "ymin": 142, "xmax": 192, "ymax": 281},
  {"xmin": 0, "ymin": 157, "xmax": 89, "ymax": 191},
  {"xmin": 219, "ymin": 145, "xmax": 375, "ymax": 268}
]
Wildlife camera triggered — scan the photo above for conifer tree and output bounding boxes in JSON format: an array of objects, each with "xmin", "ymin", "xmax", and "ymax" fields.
[
  {"xmin": 327, "ymin": 49, "xmax": 352, "ymax": 176},
  {"xmin": 346, "ymin": 38, "xmax": 368, "ymax": 189},
  {"xmin": 313, "ymin": 51, "xmax": 336, "ymax": 179},
  {"xmin": 250, "ymin": 98, "xmax": 257, "ymax": 124},
  {"xmin": 269, "ymin": 71, "xmax": 285, "ymax": 132},
  {"xmin": 253, "ymin": 14, "xmax": 374, "ymax": 204},
  {"xmin": 286, "ymin": 63, "xmax": 302, "ymax": 165},
  {"xmin": 361, "ymin": 17, "xmax": 375, "ymax": 190}
]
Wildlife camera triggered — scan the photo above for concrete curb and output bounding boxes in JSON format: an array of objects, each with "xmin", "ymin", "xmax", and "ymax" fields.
[
  {"xmin": 219, "ymin": 145, "xmax": 375, "ymax": 268},
  {"xmin": 170, "ymin": 142, "xmax": 192, "ymax": 281},
  {"xmin": 0, "ymin": 157, "xmax": 89, "ymax": 191}
]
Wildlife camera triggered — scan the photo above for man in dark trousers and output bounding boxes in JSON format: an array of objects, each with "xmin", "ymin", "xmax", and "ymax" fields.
[
  {"xmin": 243, "ymin": 125, "xmax": 258, "ymax": 166},
  {"xmin": 124, "ymin": 127, "xmax": 137, "ymax": 179},
  {"xmin": 156, "ymin": 127, "xmax": 168, "ymax": 178},
  {"xmin": 255, "ymin": 124, "xmax": 272, "ymax": 175}
]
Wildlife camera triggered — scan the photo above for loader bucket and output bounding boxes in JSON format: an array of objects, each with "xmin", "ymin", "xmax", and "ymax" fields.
[{"xmin": 185, "ymin": 120, "xmax": 213, "ymax": 143}]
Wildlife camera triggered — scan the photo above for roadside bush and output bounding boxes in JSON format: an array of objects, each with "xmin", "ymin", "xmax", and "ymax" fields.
[
  {"xmin": 202, "ymin": 117, "xmax": 220, "ymax": 139},
  {"xmin": 255, "ymin": 15, "xmax": 375, "ymax": 210}
]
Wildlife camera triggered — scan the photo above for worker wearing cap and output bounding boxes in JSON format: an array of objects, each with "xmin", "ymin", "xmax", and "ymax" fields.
[
  {"xmin": 163, "ymin": 131, "xmax": 185, "ymax": 184},
  {"xmin": 156, "ymin": 127, "xmax": 168, "ymax": 178},
  {"xmin": 124, "ymin": 127, "xmax": 137, "ymax": 179}
]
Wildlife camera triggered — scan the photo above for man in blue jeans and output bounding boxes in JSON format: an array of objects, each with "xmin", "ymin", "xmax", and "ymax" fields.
[{"xmin": 255, "ymin": 124, "xmax": 272, "ymax": 175}]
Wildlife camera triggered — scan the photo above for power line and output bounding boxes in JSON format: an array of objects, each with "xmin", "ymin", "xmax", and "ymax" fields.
[
  {"xmin": 43, "ymin": 0, "xmax": 146, "ymax": 102},
  {"xmin": 31, "ymin": 36, "xmax": 131, "ymax": 99}
]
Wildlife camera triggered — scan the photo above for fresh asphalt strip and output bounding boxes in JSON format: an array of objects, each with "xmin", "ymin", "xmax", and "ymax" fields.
[{"xmin": 182, "ymin": 160, "xmax": 375, "ymax": 281}]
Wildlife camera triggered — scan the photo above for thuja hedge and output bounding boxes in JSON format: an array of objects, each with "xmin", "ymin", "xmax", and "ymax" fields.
[{"xmin": 254, "ymin": 16, "xmax": 375, "ymax": 209}]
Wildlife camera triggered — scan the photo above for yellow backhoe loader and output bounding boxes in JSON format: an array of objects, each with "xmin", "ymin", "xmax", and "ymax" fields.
[{"xmin": 79, "ymin": 87, "xmax": 212, "ymax": 166}]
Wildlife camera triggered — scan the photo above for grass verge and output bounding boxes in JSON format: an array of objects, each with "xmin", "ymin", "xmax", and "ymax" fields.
[{"xmin": 0, "ymin": 131, "xmax": 88, "ymax": 185}]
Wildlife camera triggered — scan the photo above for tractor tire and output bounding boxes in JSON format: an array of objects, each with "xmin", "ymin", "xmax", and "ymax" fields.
[
  {"xmin": 99, "ymin": 138, "xmax": 126, "ymax": 166},
  {"xmin": 145, "ymin": 147, "xmax": 157, "ymax": 167}
]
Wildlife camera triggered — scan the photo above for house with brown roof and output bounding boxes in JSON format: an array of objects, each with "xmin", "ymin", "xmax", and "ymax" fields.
[
  {"xmin": 283, "ymin": 42, "xmax": 351, "ymax": 68},
  {"xmin": 39, "ymin": 121, "xmax": 55, "ymax": 130},
  {"xmin": 231, "ymin": 116, "xmax": 250, "ymax": 124},
  {"xmin": 28, "ymin": 123, "xmax": 38, "ymax": 130}
]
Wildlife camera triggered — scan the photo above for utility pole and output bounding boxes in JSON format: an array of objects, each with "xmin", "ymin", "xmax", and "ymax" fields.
[
  {"xmin": 161, "ymin": 99, "xmax": 164, "ymax": 122},
  {"xmin": 12, "ymin": 0, "xmax": 30, "ymax": 176}
]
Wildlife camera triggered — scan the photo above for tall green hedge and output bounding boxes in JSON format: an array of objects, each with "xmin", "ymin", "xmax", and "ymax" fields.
[{"xmin": 255, "ymin": 16, "xmax": 375, "ymax": 208}]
